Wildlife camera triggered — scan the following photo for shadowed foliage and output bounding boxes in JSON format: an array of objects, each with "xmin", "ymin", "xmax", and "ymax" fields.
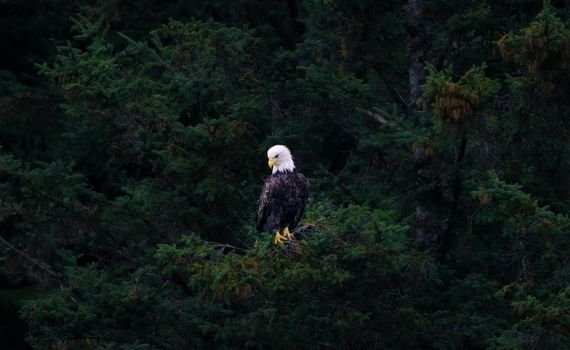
[{"xmin": 1, "ymin": 0, "xmax": 570, "ymax": 349}]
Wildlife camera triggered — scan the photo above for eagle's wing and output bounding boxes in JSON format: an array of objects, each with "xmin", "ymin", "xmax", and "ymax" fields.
[
  {"xmin": 293, "ymin": 173, "xmax": 310, "ymax": 227},
  {"xmin": 256, "ymin": 176, "xmax": 276, "ymax": 232}
]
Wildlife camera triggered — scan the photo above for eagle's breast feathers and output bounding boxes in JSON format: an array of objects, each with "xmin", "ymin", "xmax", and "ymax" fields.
[{"xmin": 256, "ymin": 169, "xmax": 309, "ymax": 233}]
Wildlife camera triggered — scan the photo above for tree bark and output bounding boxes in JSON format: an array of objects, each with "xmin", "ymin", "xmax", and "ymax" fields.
[
  {"xmin": 407, "ymin": 0, "xmax": 441, "ymax": 247},
  {"xmin": 413, "ymin": 146, "xmax": 442, "ymax": 247},
  {"xmin": 407, "ymin": 0, "xmax": 426, "ymax": 105}
]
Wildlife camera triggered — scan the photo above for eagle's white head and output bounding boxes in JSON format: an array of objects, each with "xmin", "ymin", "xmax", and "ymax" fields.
[{"xmin": 267, "ymin": 145, "xmax": 295, "ymax": 174}]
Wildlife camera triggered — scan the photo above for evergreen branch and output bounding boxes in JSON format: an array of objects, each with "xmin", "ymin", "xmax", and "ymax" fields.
[{"xmin": 373, "ymin": 63, "xmax": 412, "ymax": 115}]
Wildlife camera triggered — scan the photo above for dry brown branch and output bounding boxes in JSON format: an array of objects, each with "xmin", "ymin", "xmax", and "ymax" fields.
[{"xmin": 356, "ymin": 107, "xmax": 390, "ymax": 125}]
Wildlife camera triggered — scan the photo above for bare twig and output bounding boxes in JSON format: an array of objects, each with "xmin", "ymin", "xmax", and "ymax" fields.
[
  {"xmin": 0, "ymin": 234, "xmax": 62, "ymax": 279},
  {"xmin": 207, "ymin": 242, "xmax": 249, "ymax": 252},
  {"xmin": 294, "ymin": 218, "xmax": 326, "ymax": 234},
  {"xmin": 356, "ymin": 107, "xmax": 390, "ymax": 125}
]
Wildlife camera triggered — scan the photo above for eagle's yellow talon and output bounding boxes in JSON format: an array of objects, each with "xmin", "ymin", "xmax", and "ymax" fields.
[
  {"xmin": 282, "ymin": 227, "xmax": 294, "ymax": 240},
  {"xmin": 274, "ymin": 231, "xmax": 287, "ymax": 244}
]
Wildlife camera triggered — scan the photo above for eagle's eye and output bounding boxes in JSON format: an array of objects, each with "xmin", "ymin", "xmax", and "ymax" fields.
[{"xmin": 275, "ymin": 155, "xmax": 279, "ymax": 158}]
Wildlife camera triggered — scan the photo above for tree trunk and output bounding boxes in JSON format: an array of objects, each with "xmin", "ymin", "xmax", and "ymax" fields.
[
  {"xmin": 407, "ymin": 0, "xmax": 440, "ymax": 247},
  {"xmin": 413, "ymin": 146, "xmax": 442, "ymax": 247},
  {"xmin": 407, "ymin": 0, "xmax": 426, "ymax": 105}
]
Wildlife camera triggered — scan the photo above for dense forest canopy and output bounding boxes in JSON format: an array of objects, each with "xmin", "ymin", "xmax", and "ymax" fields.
[{"xmin": 1, "ymin": 0, "xmax": 570, "ymax": 349}]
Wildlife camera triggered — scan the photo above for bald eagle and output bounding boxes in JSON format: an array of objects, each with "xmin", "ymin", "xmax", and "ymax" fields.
[{"xmin": 256, "ymin": 145, "xmax": 310, "ymax": 244}]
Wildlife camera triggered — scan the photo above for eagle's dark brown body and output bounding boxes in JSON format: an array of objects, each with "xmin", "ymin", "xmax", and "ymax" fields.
[{"xmin": 256, "ymin": 169, "xmax": 309, "ymax": 233}]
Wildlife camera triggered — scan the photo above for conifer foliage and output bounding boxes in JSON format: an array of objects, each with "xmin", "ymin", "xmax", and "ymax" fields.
[{"xmin": 1, "ymin": 1, "xmax": 570, "ymax": 349}]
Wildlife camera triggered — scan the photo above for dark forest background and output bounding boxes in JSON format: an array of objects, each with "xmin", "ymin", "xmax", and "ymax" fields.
[{"xmin": 1, "ymin": 0, "xmax": 570, "ymax": 349}]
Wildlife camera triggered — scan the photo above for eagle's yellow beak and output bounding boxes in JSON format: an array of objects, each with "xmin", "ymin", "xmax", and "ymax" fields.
[{"xmin": 268, "ymin": 157, "xmax": 276, "ymax": 169}]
